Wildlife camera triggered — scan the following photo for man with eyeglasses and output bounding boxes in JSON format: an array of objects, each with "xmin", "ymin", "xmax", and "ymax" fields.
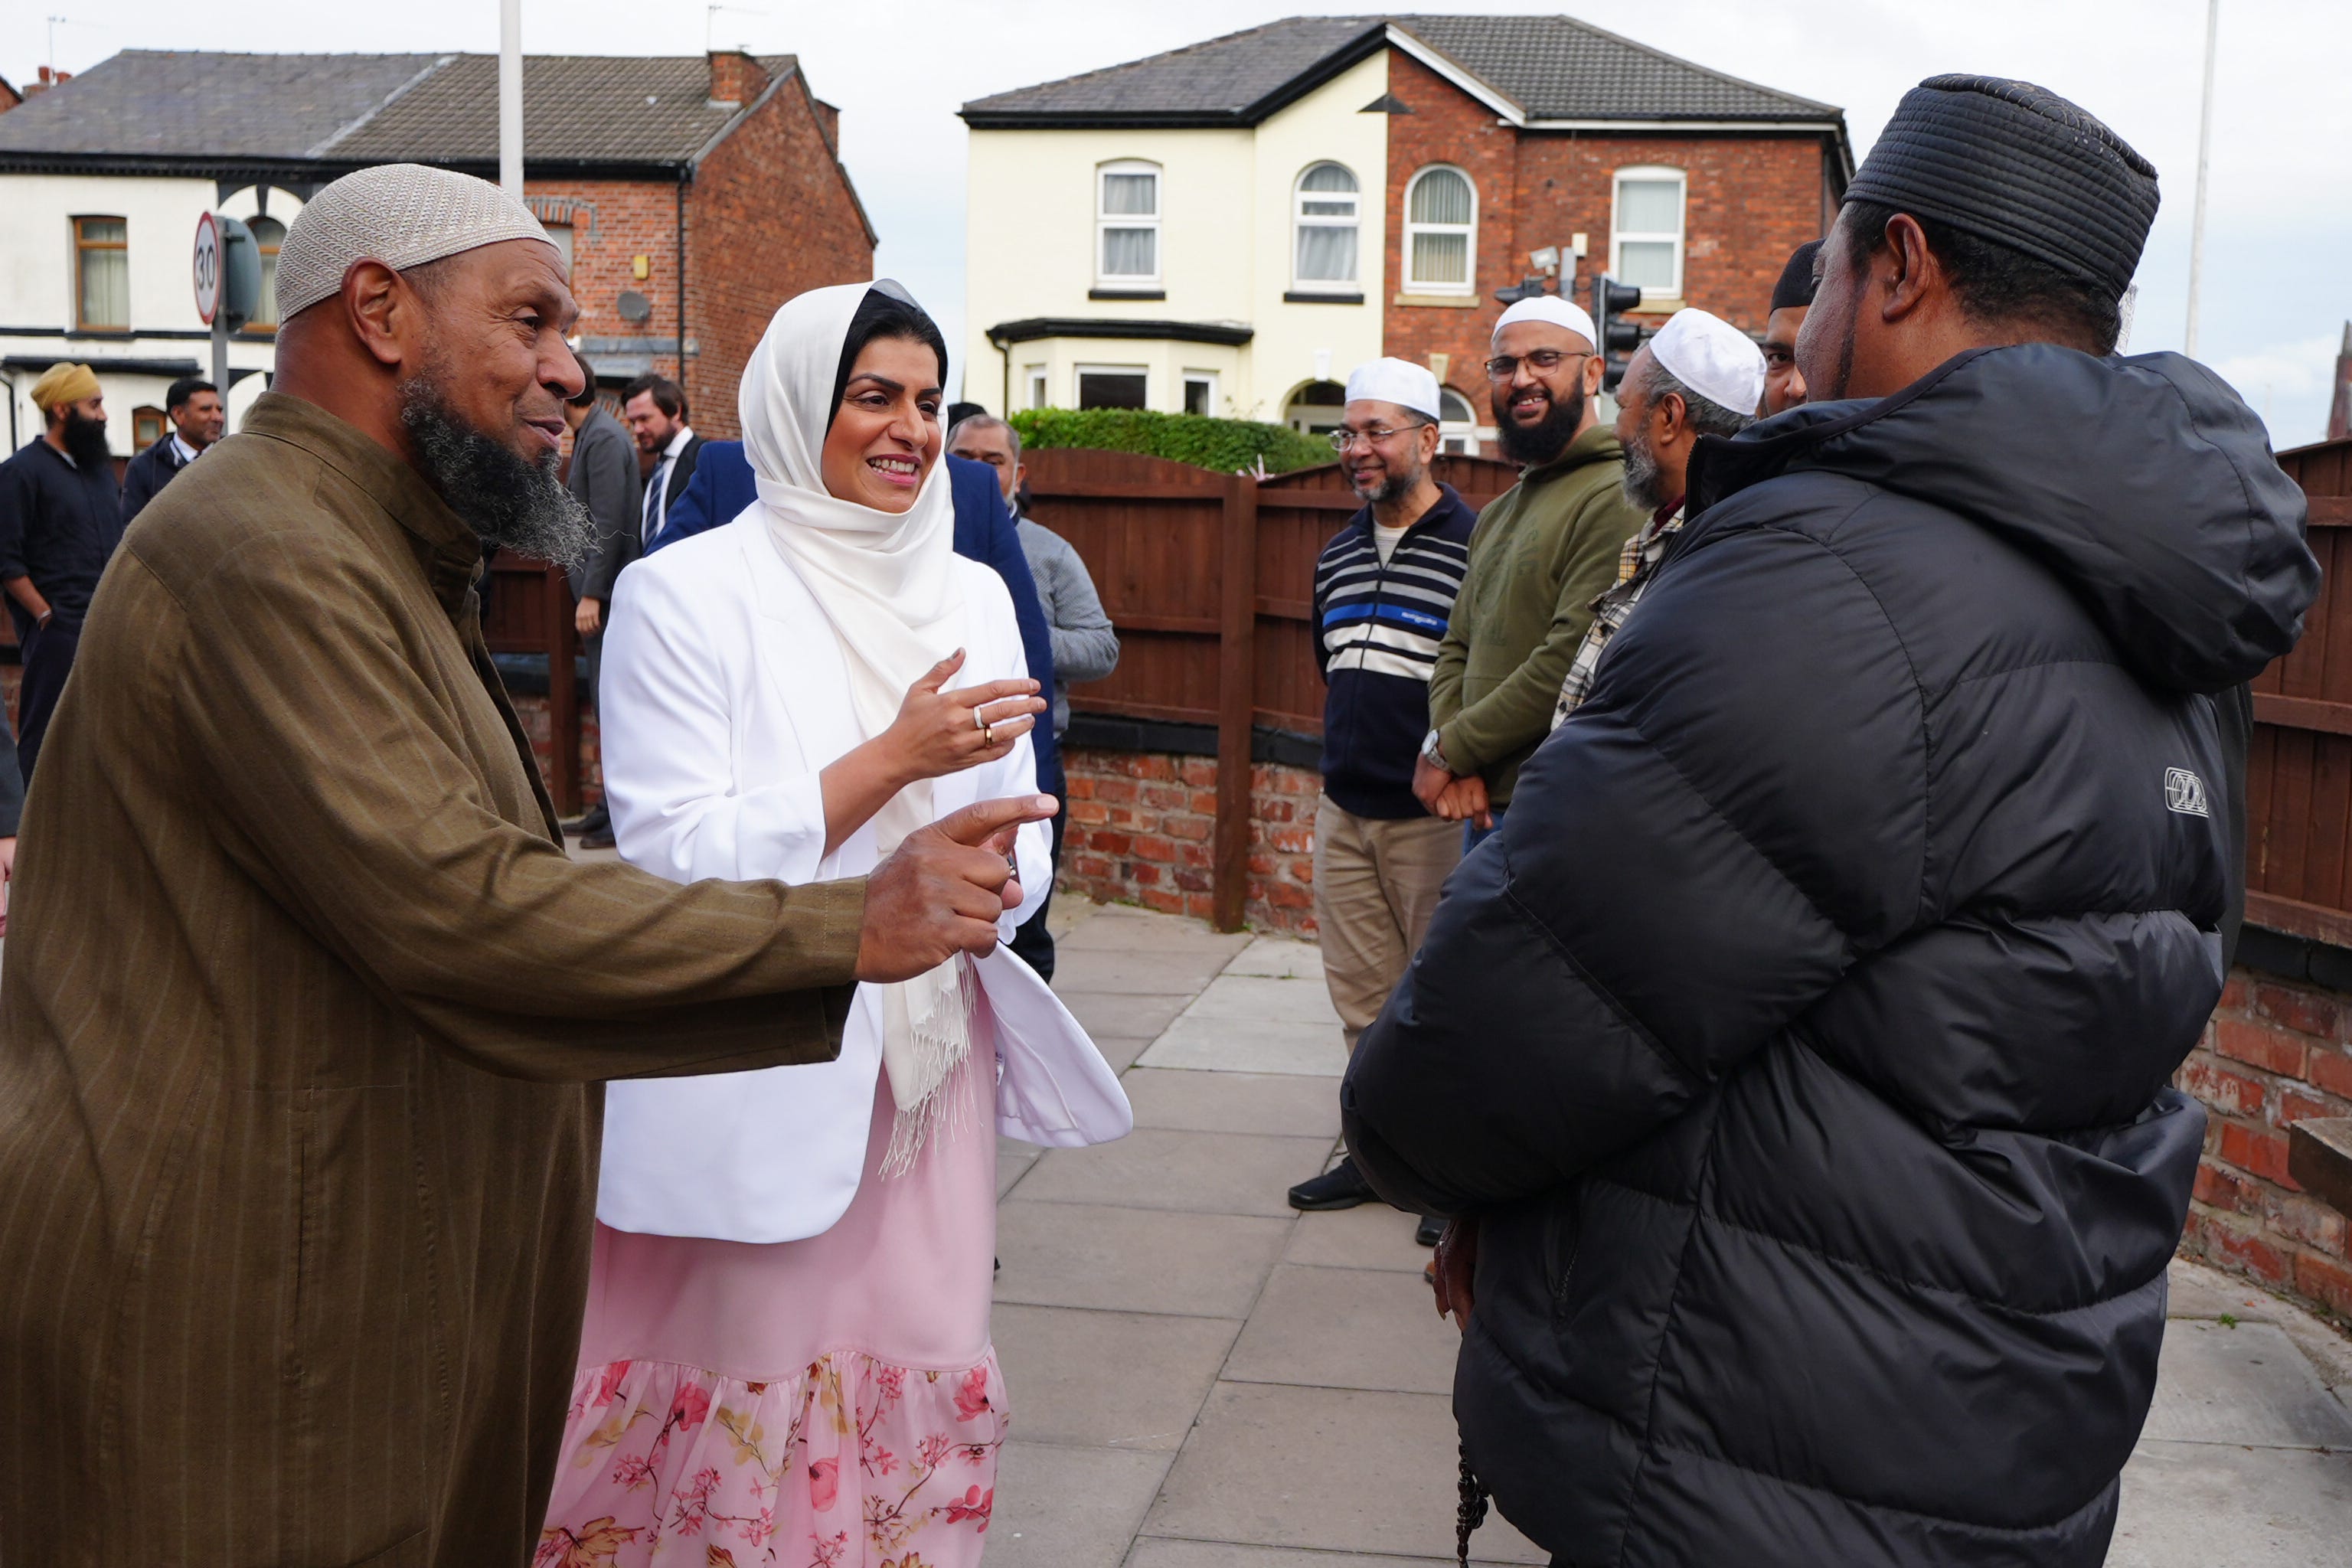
[
  {"xmin": 1416, "ymin": 297, "xmax": 1645, "ymax": 847},
  {"xmin": 1287, "ymin": 358, "xmax": 1475, "ymax": 1230}
]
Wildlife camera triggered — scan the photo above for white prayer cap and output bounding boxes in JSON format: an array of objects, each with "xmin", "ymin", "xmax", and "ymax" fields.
[
  {"xmin": 1344, "ymin": 358, "xmax": 1442, "ymax": 421},
  {"xmin": 1494, "ymin": 294, "xmax": 1597, "ymax": 348},
  {"xmin": 276, "ymin": 163, "xmax": 557, "ymax": 322},
  {"xmin": 1646, "ymin": 308, "xmax": 1766, "ymax": 417}
]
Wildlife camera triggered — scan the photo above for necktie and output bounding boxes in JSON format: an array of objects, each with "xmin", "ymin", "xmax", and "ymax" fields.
[{"xmin": 642, "ymin": 457, "xmax": 668, "ymax": 545}]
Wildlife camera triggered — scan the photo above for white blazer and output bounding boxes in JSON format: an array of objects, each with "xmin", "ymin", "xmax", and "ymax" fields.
[{"xmin": 590, "ymin": 514, "xmax": 1129, "ymax": 1244}]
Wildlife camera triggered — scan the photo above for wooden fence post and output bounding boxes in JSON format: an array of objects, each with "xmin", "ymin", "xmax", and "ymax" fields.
[
  {"xmin": 1213, "ymin": 472, "xmax": 1259, "ymax": 932},
  {"xmin": 544, "ymin": 564, "xmax": 581, "ymax": 818}
]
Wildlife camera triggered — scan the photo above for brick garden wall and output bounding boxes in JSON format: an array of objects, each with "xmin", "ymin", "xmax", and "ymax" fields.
[
  {"xmin": 1379, "ymin": 47, "xmax": 1831, "ymax": 452},
  {"xmin": 1059, "ymin": 747, "xmax": 1321, "ymax": 936},
  {"xmin": 2177, "ymin": 967, "xmax": 2352, "ymax": 1323}
]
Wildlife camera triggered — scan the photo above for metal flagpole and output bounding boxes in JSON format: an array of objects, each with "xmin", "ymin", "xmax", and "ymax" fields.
[
  {"xmin": 2184, "ymin": 0, "xmax": 2220, "ymax": 359},
  {"xmin": 499, "ymin": 0, "xmax": 523, "ymax": 198}
]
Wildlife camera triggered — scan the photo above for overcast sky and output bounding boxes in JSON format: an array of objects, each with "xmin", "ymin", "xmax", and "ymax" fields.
[{"xmin": 8, "ymin": 1, "xmax": 2346, "ymax": 444}]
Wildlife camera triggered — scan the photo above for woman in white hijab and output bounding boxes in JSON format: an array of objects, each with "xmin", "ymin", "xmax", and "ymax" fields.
[{"xmin": 541, "ymin": 282, "xmax": 1128, "ymax": 1566}]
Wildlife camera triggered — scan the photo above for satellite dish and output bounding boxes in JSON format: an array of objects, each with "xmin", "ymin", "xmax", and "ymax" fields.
[{"xmin": 617, "ymin": 291, "xmax": 653, "ymax": 324}]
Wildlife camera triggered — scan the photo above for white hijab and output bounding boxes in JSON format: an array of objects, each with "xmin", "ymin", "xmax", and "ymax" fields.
[{"xmin": 740, "ymin": 280, "xmax": 972, "ymax": 1172}]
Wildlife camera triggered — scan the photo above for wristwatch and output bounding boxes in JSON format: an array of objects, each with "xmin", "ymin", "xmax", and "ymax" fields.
[{"xmin": 1419, "ymin": 727, "xmax": 1449, "ymax": 772}]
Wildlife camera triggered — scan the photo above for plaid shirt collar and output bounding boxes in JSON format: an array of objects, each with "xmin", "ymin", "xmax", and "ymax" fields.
[{"xmin": 1553, "ymin": 500, "xmax": 1687, "ymax": 729}]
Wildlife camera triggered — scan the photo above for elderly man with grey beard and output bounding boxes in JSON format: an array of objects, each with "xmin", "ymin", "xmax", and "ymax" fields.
[
  {"xmin": 0, "ymin": 162, "xmax": 1054, "ymax": 1567},
  {"xmin": 1551, "ymin": 307, "xmax": 1764, "ymax": 728}
]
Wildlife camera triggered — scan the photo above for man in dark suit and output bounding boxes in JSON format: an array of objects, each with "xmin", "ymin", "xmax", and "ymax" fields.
[
  {"xmin": 562, "ymin": 357, "xmax": 642, "ymax": 848},
  {"xmin": 621, "ymin": 374, "xmax": 701, "ymax": 555},
  {"xmin": 121, "ymin": 377, "xmax": 227, "ymax": 524}
]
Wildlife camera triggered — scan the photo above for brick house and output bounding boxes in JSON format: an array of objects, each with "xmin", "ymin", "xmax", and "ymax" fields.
[
  {"xmin": 0, "ymin": 48, "xmax": 873, "ymax": 452},
  {"xmin": 962, "ymin": 14, "xmax": 1847, "ymax": 453}
]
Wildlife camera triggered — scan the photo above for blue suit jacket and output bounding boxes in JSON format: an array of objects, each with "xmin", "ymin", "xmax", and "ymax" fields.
[{"xmin": 652, "ymin": 442, "xmax": 1063, "ymax": 790}]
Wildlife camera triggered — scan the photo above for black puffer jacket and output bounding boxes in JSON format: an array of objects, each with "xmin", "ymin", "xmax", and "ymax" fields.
[{"xmin": 1343, "ymin": 345, "xmax": 2316, "ymax": 1567}]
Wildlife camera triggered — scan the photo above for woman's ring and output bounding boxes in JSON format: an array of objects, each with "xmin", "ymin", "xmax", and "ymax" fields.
[
  {"xmin": 983, "ymin": 720, "xmax": 997, "ymax": 746},
  {"xmin": 973, "ymin": 706, "xmax": 988, "ymax": 731}
]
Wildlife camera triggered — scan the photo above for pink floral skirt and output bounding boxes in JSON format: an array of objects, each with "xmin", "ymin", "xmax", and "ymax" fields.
[{"xmin": 539, "ymin": 1348, "xmax": 1008, "ymax": 1567}]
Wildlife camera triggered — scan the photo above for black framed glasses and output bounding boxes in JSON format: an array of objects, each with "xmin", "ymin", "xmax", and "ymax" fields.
[{"xmin": 1484, "ymin": 348, "xmax": 1592, "ymax": 380}]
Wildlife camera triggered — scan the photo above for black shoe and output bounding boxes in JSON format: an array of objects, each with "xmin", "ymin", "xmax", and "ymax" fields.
[
  {"xmin": 563, "ymin": 802, "xmax": 611, "ymax": 834},
  {"xmin": 1288, "ymin": 1157, "xmax": 1377, "ymax": 1212},
  {"xmin": 1416, "ymin": 1214, "xmax": 1446, "ymax": 1248},
  {"xmin": 578, "ymin": 826, "xmax": 617, "ymax": 850}
]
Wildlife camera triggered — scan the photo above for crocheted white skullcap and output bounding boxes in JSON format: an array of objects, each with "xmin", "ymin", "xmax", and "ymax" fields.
[{"xmin": 276, "ymin": 163, "xmax": 556, "ymax": 322}]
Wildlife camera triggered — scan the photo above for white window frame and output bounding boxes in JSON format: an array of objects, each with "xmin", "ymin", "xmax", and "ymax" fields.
[
  {"xmin": 1182, "ymin": 371, "xmax": 1220, "ymax": 417},
  {"xmin": 1403, "ymin": 165, "xmax": 1477, "ymax": 296},
  {"xmin": 1437, "ymin": 388, "xmax": 1478, "ymax": 456},
  {"xmin": 1610, "ymin": 165, "xmax": 1687, "ymax": 301},
  {"xmin": 1095, "ymin": 160, "xmax": 1162, "ymax": 286},
  {"xmin": 1025, "ymin": 364, "xmax": 1049, "ymax": 411},
  {"xmin": 1291, "ymin": 162, "xmax": 1361, "ymax": 292},
  {"xmin": 1075, "ymin": 363, "xmax": 1150, "ymax": 410}
]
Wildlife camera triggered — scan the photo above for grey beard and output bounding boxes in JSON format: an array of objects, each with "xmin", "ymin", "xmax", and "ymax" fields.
[
  {"xmin": 1358, "ymin": 459, "xmax": 1430, "ymax": 506},
  {"xmin": 398, "ymin": 375, "xmax": 594, "ymax": 568},
  {"xmin": 1621, "ymin": 433, "xmax": 1667, "ymax": 512}
]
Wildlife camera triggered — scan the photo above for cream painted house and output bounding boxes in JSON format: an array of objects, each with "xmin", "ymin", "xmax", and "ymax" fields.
[
  {"xmin": 962, "ymin": 41, "xmax": 1393, "ymax": 439},
  {"xmin": 962, "ymin": 15, "xmax": 1851, "ymax": 458}
]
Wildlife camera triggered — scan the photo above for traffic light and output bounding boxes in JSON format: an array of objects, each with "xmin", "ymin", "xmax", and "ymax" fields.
[
  {"xmin": 217, "ymin": 216, "xmax": 263, "ymax": 332},
  {"xmin": 1492, "ymin": 274, "xmax": 1550, "ymax": 307},
  {"xmin": 1589, "ymin": 274, "xmax": 1644, "ymax": 392}
]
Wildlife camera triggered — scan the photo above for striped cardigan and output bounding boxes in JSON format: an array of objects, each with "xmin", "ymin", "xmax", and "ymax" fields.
[{"xmin": 1312, "ymin": 484, "xmax": 1478, "ymax": 818}]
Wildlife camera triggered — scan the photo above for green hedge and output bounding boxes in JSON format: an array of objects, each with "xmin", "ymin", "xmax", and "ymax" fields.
[{"xmin": 1008, "ymin": 407, "xmax": 1331, "ymax": 475}]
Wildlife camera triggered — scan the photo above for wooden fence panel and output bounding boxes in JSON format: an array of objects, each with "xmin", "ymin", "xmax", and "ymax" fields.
[
  {"xmin": 2246, "ymin": 437, "xmax": 2350, "ymax": 946},
  {"xmin": 481, "ymin": 554, "xmax": 581, "ymax": 815}
]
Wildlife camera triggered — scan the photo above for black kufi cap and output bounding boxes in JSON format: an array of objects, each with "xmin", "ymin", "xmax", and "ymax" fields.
[
  {"xmin": 1771, "ymin": 240, "xmax": 1822, "ymax": 313},
  {"xmin": 1844, "ymin": 74, "xmax": 2158, "ymax": 299}
]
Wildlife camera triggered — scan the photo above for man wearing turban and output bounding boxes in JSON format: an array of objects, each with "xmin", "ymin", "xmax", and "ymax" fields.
[
  {"xmin": 0, "ymin": 360, "xmax": 122, "ymax": 782},
  {"xmin": 1348, "ymin": 77, "xmax": 2317, "ymax": 1565},
  {"xmin": 0, "ymin": 164, "xmax": 1052, "ymax": 1566}
]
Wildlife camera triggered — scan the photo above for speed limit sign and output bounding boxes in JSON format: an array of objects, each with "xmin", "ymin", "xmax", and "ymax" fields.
[{"xmin": 192, "ymin": 211, "xmax": 221, "ymax": 325}]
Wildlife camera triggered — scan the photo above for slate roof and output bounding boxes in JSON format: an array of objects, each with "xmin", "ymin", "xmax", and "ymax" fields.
[
  {"xmin": 962, "ymin": 13, "xmax": 1838, "ymax": 128},
  {"xmin": 0, "ymin": 49, "xmax": 802, "ymax": 171}
]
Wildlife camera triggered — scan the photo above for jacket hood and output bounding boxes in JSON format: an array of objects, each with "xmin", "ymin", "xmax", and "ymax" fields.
[{"xmin": 1692, "ymin": 345, "xmax": 2318, "ymax": 693}]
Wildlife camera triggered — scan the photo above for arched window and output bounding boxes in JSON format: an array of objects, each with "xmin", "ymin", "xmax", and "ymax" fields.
[
  {"xmin": 1282, "ymin": 379, "xmax": 1347, "ymax": 436},
  {"xmin": 1612, "ymin": 166, "xmax": 1687, "ymax": 299},
  {"xmin": 1437, "ymin": 387, "xmax": 1478, "ymax": 455},
  {"xmin": 246, "ymin": 216, "xmax": 286, "ymax": 330},
  {"xmin": 1096, "ymin": 160, "xmax": 1161, "ymax": 285},
  {"xmin": 1404, "ymin": 166, "xmax": 1475, "ymax": 293},
  {"xmin": 1293, "ymin": 162, "xmax": 1359, "ymax": 289}
]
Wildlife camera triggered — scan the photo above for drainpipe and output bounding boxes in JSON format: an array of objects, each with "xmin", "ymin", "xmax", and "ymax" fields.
[
  {"xmin": 987, "ymin": 325, "xmax": 1011, "ymax": 416},
  {"xmin": 675, "ymin": 169, "xmax": 689, "ymax": 394}
]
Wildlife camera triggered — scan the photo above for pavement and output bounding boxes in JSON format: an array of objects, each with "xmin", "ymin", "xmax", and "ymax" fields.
[{"xmin": 997, "ymin": 896, "xmax": 2352, "ymax": 1568}]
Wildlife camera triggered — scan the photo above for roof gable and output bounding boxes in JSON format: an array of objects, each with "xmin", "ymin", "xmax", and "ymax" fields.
[
  {"xmin": 961, "ymin": 11, "xmax": 1839, "ymax": 130},
  {"xmin": 0, "ymin": 49, "xmax": 804, "ymax": 170}
]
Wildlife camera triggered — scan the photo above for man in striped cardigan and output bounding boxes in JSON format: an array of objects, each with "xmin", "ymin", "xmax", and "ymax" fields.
[{"xmin": 1289, "ymin": 359, "xmax": 1476, "ymax": 1229}]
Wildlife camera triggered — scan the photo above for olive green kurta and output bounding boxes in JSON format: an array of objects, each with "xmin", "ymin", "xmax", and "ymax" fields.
[{"xmin": 0, "ymin": 394, "xmax": 864, "ymax": 1566}]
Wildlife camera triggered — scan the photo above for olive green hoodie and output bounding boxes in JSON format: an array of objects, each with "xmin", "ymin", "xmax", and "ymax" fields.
[{"xmin": 1428, "ymin": 421, "xmax": 1646, "ymax": 807}]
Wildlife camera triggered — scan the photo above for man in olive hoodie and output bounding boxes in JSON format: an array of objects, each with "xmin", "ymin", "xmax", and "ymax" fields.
[{"xmin": 1418, "ymin": 296, "xmax": 1647, "ymax": 845}]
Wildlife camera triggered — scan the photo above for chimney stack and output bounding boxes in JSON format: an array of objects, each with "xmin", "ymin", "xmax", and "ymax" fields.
[{"xmin": 707, "ymin": 51, "xmax": 767, "ymax": 109}]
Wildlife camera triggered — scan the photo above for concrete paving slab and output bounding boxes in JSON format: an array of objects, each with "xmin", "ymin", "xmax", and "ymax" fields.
[
  {"xmin": 1060, "ymin": 906, "xmax": 1251, "ymax": 959},
  {"xmin": 1060, "ymin": 988, "xmax": 1200, "ymax": 1046},
  {"xmin": 1054, "ymin": 949, "xmax": 1251, "ymax": 995},
  {"xmin": 1129, "ymin": 1540, "xmax": 1452, "ymax": 1568},
  {"xmin": 998, "ymin": 1148, "xmax": 1039, "ymax": 1199},
  {"xmin": 1184, "ymin": 974, "xmax": 1348, "ymax": 1026},
  {"xmin": 1145, "ymin": 1381, "xmax": 1548, "ymax": 1563},
  {"xmin": 1223, "ymin": 937, "xmax": 1326, "ymax": 982},
  {"xmin": 1017, "ymin": 1130, "xmax": 1337, "ymax": 1219},
  {"xmin": 1138, "ymin": 1004, "xmax": 1351, "ymax": 1077},
  {"xmin": 1122, "ymin": 1069, "xmax": 1343, "ymax": 1139},
  {"xmin": 989, "ymin": 1440, "xmax": 1177, "ymax": 1568},
  {"xmin": 1223, "ymin": 1265, "xmax": 1461, "ymax": 1396},
  {"xmin": 2168, "ymin": 1259, "xmax": 2352, "ymax": 1400},
  {"xmin": 2143, "ymin": 1321, "xmax": 2352, "ymax": 1447},
  {"xmin": 2111, "ymin": 1441, "xmax": 2352, "ymax": 1567},
  {"xmin": 1285, "ymin": 1203, "xmax": 1432, "ymax": 1274},
  {"xmin": 995, "ymin": 1303, "xmax": 1241, "ymax": 1452},
  {"xmin": 994, "ymin": 1200, "xmax": 1292, "ymax": 1319}
]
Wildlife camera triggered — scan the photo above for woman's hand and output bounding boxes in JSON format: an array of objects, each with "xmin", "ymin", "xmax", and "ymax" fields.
[{"xmin": 880, "ymin": 649, "xmax": 1044, "ymax": 785}]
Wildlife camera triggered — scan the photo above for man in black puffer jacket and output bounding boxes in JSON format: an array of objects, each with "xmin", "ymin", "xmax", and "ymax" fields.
[{"xmin": 1343, "ymin": 76, "xmax": 2319, "ymax": 1568}]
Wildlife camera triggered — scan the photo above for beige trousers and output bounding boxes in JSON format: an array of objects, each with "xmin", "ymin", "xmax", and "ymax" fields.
[{"xmin": 1312, "ymin": 792, "xmax": 1464, "ymax": 1049}]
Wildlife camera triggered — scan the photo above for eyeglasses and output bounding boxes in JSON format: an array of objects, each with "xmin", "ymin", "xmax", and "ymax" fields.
[
  {"xmin": 1328, "ymin": 424, "xmax": 1424, "ymax": 452},
  {"xmin": 1484, "ymin": 349, "xmax": 1592, "ymax": 380}
]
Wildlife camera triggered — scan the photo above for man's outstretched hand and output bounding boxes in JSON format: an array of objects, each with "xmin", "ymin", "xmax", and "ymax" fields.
[{"xmin": 854, "ymin": 794, "xmax": 1057, "ymax": 982}]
